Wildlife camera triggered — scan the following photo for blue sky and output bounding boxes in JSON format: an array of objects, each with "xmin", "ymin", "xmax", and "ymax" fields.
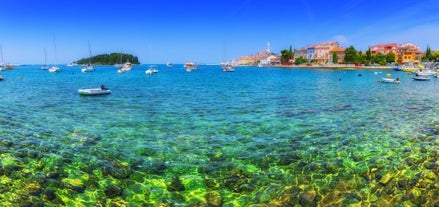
[{"xmin": 1, "ymin": 0, "xmax": 439, "ymax": 64}]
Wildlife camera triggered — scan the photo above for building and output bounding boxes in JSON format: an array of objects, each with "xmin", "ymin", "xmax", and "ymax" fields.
[
  {"xmin": 294, "ymin": 42, "xmax": 341, "ymax": 63},
  {"xmin": 370, "ymin": 43, "xmax": 397, "ymax": 55},
  {"xmin": 234, "ymin": 42, "xmax": 272, "ymax": 66},
  {"xmin": 328, "ymin": 47, "xmax": 346, "ymax": 64},
  {"xmin": 396, "ymin": 43, "xmax": 421, "ymax": 63}
]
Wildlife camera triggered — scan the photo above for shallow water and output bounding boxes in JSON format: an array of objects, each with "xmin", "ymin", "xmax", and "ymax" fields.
[{"xmin": 1, "ymin": 65, "xmax": 439, "ymax": 206}]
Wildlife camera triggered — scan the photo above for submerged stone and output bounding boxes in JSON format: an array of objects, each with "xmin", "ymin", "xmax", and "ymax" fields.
[
  {"xmin": 105, "ymin": 184, "xmax": 123, "ymax": 198},
  {"xmin": 167, "ymin": 175, "xmax": 185, "ymax": 192}
]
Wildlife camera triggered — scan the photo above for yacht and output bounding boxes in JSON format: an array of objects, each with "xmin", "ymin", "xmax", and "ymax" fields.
[
  {"xmin": 184, "ymin": 61, "xmax": 198, "ymax": 72},
  {"xmin": 117, "ymin": 62, "xmax": 132, "ymax": 74},
  {"xmin": 221, "ymin": 62, "xmax": 235, "ymax": 72}
]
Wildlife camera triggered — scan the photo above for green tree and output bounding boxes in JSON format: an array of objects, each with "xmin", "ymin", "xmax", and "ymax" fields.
[
  {"xmin": 425, "ymin": 45, "xmax": 432, "ymax": 61},
  {"xmin": 366, "ymin": 48, "xmax": 372, "ymax": 63},
  {"xmin": 372, "ymin": 53, "xmax": 386, "ymax": 65},
  {"xmin": 332, "ymin": 51, "xmax": 338, "ymax": 63},
  {"xmin": 344, "ymin": 45, "xmax": 359, "ymax": 64},
  {"xmin": 280, "ymin": 45, "xmax": 293, "ymax": 65},
  {"xmin": 295, "ymin": 57, "xmax": 307, "ymax": 65},
  {"xmin": 386, "ymin": 52, "xmax": 396, "ymax": 64}
]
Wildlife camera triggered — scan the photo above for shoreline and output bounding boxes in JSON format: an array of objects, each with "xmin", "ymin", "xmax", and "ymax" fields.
[{"xmin": 253, "ymin": 64, "xmax": 393, "ymax": 70}]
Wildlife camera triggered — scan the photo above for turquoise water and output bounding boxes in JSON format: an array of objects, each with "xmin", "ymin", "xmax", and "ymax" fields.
[{"xmin": 1, "ymin": 65, "xmax": 439, "ymax": 206}]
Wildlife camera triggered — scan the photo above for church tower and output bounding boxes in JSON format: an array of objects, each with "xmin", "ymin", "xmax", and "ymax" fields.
[{"xmin": 266, "ymin": 42, "xmax": 271, "ymax": 54}]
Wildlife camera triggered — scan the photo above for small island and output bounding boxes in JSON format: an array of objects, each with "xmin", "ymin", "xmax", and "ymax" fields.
[{"xmin": 76, "ymin": 53, "xmax": 140, "ymax": 65}]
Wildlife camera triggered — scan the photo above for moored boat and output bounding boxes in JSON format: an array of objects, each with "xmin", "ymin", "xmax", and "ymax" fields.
[
  {"xmin": 49, "ymin": 66, "xmax": 60, "ymax": 72},
  {"xmin": 184, "ymin": 61, "xmax": 198, "ymax": 72},
  {"xmin": 81, "ymin": 64, "xmax": 94, "ymax": 72},
  {"xmin": 221, "ymin": 62, "xmax": 235, "ymax": 72},
  {"xmin": 118, "ymin": 62, "xmax": 132, "ymax": 74},
  {"xmin": 412, "ymin": 75, "xmax": 430, "ymax": 81},
  {"xmin": 78, "ymin": 85, "xmax": 111, "ymax": 96},
  {"xmin": 379, "ymin": 78, "xmax": 400, "ymax": 84}
]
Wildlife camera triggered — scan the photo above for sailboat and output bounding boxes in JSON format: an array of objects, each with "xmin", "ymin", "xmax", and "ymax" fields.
[
  {"xmin": 41, "ymin": 48, "xmax": 49, "ymax": 70},
  {"xmin": 0, "ymin": 44, "xmax": 13, "ymax": 71},
  {"xmin": 0, "ymin": 44, "xmax": 4, "ymax": 71},
  {"xmin": 221, "ymin": 42, "xmax": 234, "ymax": 72},
  {"xmin": 49, "ymin": 34, "xmax": 60, "ymax": 72},
  {"xmin": 81, "ymin": 41, "xmax": 95, "ymax": 72}
]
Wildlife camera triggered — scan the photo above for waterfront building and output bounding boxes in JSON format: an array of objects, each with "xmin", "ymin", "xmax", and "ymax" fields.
[
  {"xmin": 370, "ymin": 43, "xmax": 397, "ymax": 55},
  {"xmin": 396, "ymin": 43, "xmax": 421, "ymax": 63},
  {"xmin": 328, "ymin": 47, "xmax": 346, "ymax": 64},
  {"xmin": 294, "ymin": 42, "xmax": 341, "ymax": 63},
  {"xmin": 234, "ymin": 42, "xmax": 273, "ymax": 66}
]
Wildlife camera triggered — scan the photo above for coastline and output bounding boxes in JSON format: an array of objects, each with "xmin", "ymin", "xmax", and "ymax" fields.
[{"xmin": 255, "ymin": 64, "xmax": 393, "ymax": 70}]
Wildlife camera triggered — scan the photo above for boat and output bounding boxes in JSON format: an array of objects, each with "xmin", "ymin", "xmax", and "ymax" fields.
[
  {"xmin": 49, "ymin": 34, "xmax": 60, "ymax": 73},
  {"xmin": 167, "ymin": 62, "xmax": 173, "ymax": 67},
  {"xmin": 221, "ymin": 42, "xmax": 234, "ymax": 72},
  {"xmin": 49, "ymin": 65, "xmax": 60, "ymax": 72},
  {"xmin": 0, "ymin": 45, "xmax": 13, "ymax": 71},
  {"xmin": 416, "ymin": 69, "xmax": 436, "ymax": 76},
  {"xmin": 81, "ymin": 41, "xmax": 95, "ymax": 72},
  {"xmin": 41, "ymin": 48, "xmax": 49, "ymax": 70},
  {"xmin": 184, "ymin": 61, "xmax": 198, "ymax": 72},
  {"xmin": 117, "ymin": 62, "xmax": 132, "ymax": 74},
  {"xmin": 0, "ymin": 75, "xmax": 3, "ymax": 81},
  {"xmin": 78, "ymin": 85, "xmax": 111, "ymax": 96},
  {"xmin": 379, "ymin": 78, "xmax": 400, "ymax": 84},
  {"xmin": 67, "ymin": 62, "xmax": 78, "ymax": 67},
  {"xmin": 412, "ymin": 75, "xmax": 430, "ymax": 81},
  {"xmin": 145, "ymin": 65, "xmax": 158, "ymax": 75},
  {"xmin": 81, "ymin": 63, "xmax": 94, "ymax": 72},
  {"xmin": 221, "ymin": 62, "xmax": 235, "ymax": 72}
]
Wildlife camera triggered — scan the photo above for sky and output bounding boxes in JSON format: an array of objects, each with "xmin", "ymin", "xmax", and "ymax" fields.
[{"xmin": 1, "ymin": 0, "xmax": 439, "ymax": 64}]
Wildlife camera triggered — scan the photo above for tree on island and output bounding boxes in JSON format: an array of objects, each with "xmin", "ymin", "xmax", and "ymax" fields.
[
  {"xmin": 365, "ymin": 48, "xmax": 372, "ymax": 63},
  {"xmin": 76, "ymin": 53, "xmax": 140, "ymax": 65},
  {"xmin": 294, "ymin": 57, "xmax": 307, "ymax": 65}
]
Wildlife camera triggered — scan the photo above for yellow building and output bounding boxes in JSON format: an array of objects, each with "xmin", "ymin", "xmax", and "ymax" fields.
[{"xmin": 396, "ymin": 43, "xmax": 421, "ymax": 63}]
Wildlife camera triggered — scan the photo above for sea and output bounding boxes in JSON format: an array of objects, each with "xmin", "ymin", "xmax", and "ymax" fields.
[{"xmin": 1, "ymin": 65, "xmax": 439, "ymax": 206}]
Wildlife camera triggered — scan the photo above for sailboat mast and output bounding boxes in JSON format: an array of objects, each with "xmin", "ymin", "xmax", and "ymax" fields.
[
  {"xmin": 53, "ymin": 34, "xmax": 57, "ymax": 65},
  {"xmin": 44, "ymin": 48, "xmax": 47, "ymax": 65},
  {"xmin": 0, "ymin": 44, "xmax": 3, "ymax": 64},
  {"xmin": 88, "ymin": 41, "xmax": 92, "ymax": 64}
]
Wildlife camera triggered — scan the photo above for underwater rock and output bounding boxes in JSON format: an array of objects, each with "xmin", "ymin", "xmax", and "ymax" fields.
[
  {"xmin": 205, "ymin": 191, "xmax": 223, "ymax": 207},
  {"xmin": 299, "ymin": 190, "xmax": 317, "ymax": 207},
  {"xmin": 167, "ymin": 175, "xmax": 185, "ymax": 192},
  {"xmin": 26, "ymin": 182, "xmax": 43, "ymax": 196},
  {"xmin": 104, "ymin": 184, "xmax": 123, "ymax": 198},
  {"xmin": 44, "ymin": 188, "xmax": 57, "ymax": 201},
  {"xmin": 102, "ymin": 161, "xmax": 132, "ymax": 179},
  {"xmin": 378, "ymin": 173, "xmax": 394, "ymax": 185}
]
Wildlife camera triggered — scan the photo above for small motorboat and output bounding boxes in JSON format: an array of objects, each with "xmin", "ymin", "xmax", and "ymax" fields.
[
  {"xmin": 412, "ymin": 75, "xmax": 430, "ymax": 81},
  {"xmin": 78, "ymin": 88, "xmax": 111, "ymax": 96},
  {"xmin": 379, "ymin": 78, "xmax": 400, "ymax": 84}
]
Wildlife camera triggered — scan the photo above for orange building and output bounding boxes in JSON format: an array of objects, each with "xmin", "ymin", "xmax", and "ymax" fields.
[
  {"xmin": 329, "ymin": 47, "xmax": 346, "ymax": 63},
  {"xmin": 396, "ymin": 43, "xmax": 421, "ymax": 63}
]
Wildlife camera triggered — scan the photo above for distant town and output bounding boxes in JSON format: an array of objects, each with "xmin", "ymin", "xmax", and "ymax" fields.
[{"xmin": 233, "ymin": 42, "xmax": 436, "ymax": 68}]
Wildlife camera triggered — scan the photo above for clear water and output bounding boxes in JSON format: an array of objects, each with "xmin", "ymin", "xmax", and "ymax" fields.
[{"xmin": 1, "ymin": 65, "xmax": 439, "ymax": 206}]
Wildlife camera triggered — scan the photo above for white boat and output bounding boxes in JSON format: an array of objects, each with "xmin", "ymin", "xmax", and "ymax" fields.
[
  {"xmin": 78, "ymin": 86, "xmax": 111, "ymax": 96},
  {"xmin": 49, "ymin": 65, "xmax": 60, "ymax": 72},
  {"xmin": 380, "ymin": 78, "xmax": 400, "ymax": 84},
  {"xmin": 67, "ymin": 62, "xmax": 78, "ymax": 66},
  {"xmin": 41, "ymin": 48, "xmax": 49, "ymax": 70},
  {"xmin": 145, "ymin": 65, "xmax": 158, "ymax": 75},
  {"xmin": 81, "ymin": 41, "xmax": 94, "ymax": 72},
  {"xmin": 117, "ymin": 62, "xmax": 132, "ymax": 74},
  {"xmin": 0, "ymin": 75, "xmax": 3, "ymax": 81},
  {"xmin": 0, "ymin": 45, "xmax": 12, "ymax": 71},
  {"xmin": 167, "ymin": 62, "xmax": 173, "ymax": 67},
  {"xmin": 412, "ymin": 75, "xmax": 430, "ymax": 81},
  {"xmin": 81, "ymin": 64, "xmax": 94, "ymax": 72},
  {"xmin": 416, "ymin": 69, "xmax": 436, "ymax": 76},
  {"xmin": 184, "ymin": 61, "xmax": 197, "ymax": 72},
  {"xmin": 49, "ymin": 34, "xmax": 60, "ymax": 73},
  {"xmin": 221, "ymin": 62, "xmax": 235, "ymax": 72}
]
